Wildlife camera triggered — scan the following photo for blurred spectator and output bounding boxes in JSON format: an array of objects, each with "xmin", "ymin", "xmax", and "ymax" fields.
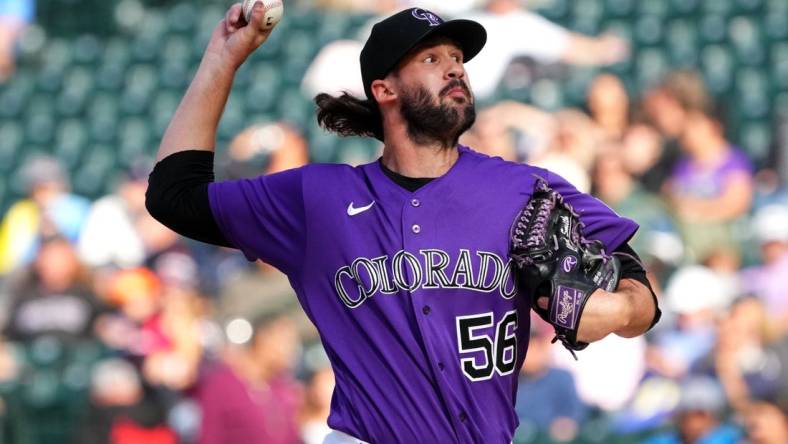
[
  {"xmin": 592, "ymin": 142, "xmax": 682, "ymax": 275},
  {"xmin": 639, "ymin": 70, "xmax": 711, "ymax": 194},
  {"xmin": 664, "ymin": 108, "xmax": 754, "ymax": 262},
  {"xmin": 621, "ymin": 123, "xmax": 668, "ymax": 192},
  {"xmin": 553, "ymin": 331, "xmax": 646, "ymax": 412},
  {"xmin": 219, "ymin": 122, "xmax": 310, "ymax": 180},
  {"xmin": 303, "ymin": 1, "xmax": 629, "ymax": 100},
  {"xmin": 742, "ymin": 399, "xmax": 788, "ymax": 444},
  {"xmin": 3, "ymin": 236, "xmax": 103, "ymax": 342},
  {"xmin": 77, "ymin": 358, "xmax": 176, "ymax": 444},
  {"xmin": 460, "ymin": 100, "xmax": 556, "ymax": 162},
  {"xmin": 0, "ymin": 155, "xmax": 91, "ymax": 275},
  {"xmin": 0, "ymin": 0, "xmax": 33, "ymax": 82},
  {"xmin": 587, "ymin": 74, "xmax": 630, "ymax": 139},
  {"xmin": 739, "ymin": 204, "xmax": 788, "ymax": 329},
  {"xmin": 714, "ymin": 299, "xmax": 788, "ymax": 419},
  {"xmin": 1, "ymin": 237, "xmax": 105, "ymax": 444},
  {"xmin": 299, "ymin": 365, "xmax": 335, "ymax": 444},
  {"xmin": 190, "ymin": 312, "xmax": 303, "ymax": 444},
  {"xmin": 77, "ymin": 162, "xmax": 152, "ymax": 269},
  {"xmin": 465, "ymin": 0, "xmax": 629, "ymax": 100},
  {"xmin": 644, "ymin": 376, "xmax": 742, "ymax": 444},
  {"xmin": 515, "ymin": 318, "xmax": 586, "ymax": 442},
  {"xmin": 531, "ymin": 109, "xmax": 605, "ymax": 192},
  {"xmin": 648, "ymin": 266, "xmax": 735, "ymax": 379}
]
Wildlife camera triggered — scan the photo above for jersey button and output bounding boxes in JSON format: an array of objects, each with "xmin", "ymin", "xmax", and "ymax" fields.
[
  {"xmin": 438, "ymin": 362, "xmax": 445, "ymax": 371},
  {"xmin": 459, "ymin": 412, "xmax": 468, "ymax": 422},
  {"xmin": 411, "ymin": 199, "xmax": 421, "ymax": 207},
  {"xmin": 412, "ymin": 224, "xmax": 421, "ymax": 234},
  {"xmin": 422, "ymin": 305, "xmax": 431, "ymax": 315}
]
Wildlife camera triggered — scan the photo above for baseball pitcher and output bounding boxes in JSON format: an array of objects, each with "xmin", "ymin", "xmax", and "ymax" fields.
[{"xmin": 146, "ymin": 4, "xmax": 661, "ymax": 443}]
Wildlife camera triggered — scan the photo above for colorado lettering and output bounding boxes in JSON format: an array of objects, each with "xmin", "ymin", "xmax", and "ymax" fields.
[{"xmin": 334, "ymin": 249, "xmax": 516, "ymax": 308}]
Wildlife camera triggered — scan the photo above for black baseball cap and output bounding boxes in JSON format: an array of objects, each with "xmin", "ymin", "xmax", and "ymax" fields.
[{"xmin": 360, "ymin": 8, "xmax": 487, "ymax": 100}]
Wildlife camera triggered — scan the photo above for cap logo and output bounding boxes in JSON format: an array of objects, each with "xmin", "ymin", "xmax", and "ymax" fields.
[{"xmin": 411, "ymin": 8, "xmax": 443, "ymax": 27}]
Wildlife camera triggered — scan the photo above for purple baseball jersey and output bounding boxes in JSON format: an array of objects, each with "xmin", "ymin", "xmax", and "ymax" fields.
[{"xmin": 208, "ymin": 145, "xmax": 638, "ymax": 443}]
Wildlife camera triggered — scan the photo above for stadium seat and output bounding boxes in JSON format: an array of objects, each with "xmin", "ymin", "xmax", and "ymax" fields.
[
  {"xmin": 72, "ymin": 145, "xmax": 116, "ymax": 198},
  {"xmin": 633, "ymin": 15, "xmax": 664, "ymax": 46},
  {"xmin": 167, "ymin": 2, "xmax": 199, "ymax": 35},
  {"xmin": 56, "ymin": 66, "xmax": 94, "ymax": 117},
  {"xmin": 87, "ymin": 93, "xmax": 120, "ymax": 144},
  {"xmin": 665, "ymin": 19, "xmax": 699, "ymax": 66},
  {"xmin": 604, "ymin": 0, "xmax": 636, "ymax": 18},
  {"xmin": 118, "ymin": 117, "xmax": 152, "ymax": 167},
  {"xmin": 72, "ymin": 34, "xmax": 102, "ymax": 66},
  {"xmin": 698, "ymin": 14, "xmax": 727, "ymax": 44},
  {"xmin": 0, "ymin": 72, "xmax": 32, "ymax": 119},
  {"xmin": 0, "ymin": 121, "xmax": 24, "ymax": 173},
  {"xmin": 700, "ymin": 45, "xmax": 735, "ymax": 94},
  {"xmin": 771, "ymin": 43, "xmax": 788, "ymax": 91},
  {"xmin": 729, "ymin": 16, "xmax": 766, "ymax": 66},
  {"xmin": 53, "ymin": 119, "xmax": 89, "ymax": 170}
]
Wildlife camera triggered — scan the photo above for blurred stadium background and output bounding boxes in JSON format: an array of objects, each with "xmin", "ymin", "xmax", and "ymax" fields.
[{"xmin": 0, "ymin": 0, "xmax": 787, "ymax": 443}]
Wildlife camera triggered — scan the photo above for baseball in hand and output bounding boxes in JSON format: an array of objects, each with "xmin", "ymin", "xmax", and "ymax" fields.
[{"xmin": 242, "ymin": 0, "xmax": 283, "ymax": 30}]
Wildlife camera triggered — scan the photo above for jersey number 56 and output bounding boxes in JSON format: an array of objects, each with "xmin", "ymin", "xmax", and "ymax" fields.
[{"xmin": 455, "ymin": 311, "xmax": 518, "ymax": 381}]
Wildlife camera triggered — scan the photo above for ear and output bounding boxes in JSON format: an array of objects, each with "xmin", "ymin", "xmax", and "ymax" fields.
[{"xmin": 370, "ymin": 79, "xmax": 397, "ymax": 105}]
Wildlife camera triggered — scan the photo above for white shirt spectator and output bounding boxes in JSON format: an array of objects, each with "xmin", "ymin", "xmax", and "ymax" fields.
[{"xmin": 463, "ymin": 10, "xmax": 570, "ymax": 99}]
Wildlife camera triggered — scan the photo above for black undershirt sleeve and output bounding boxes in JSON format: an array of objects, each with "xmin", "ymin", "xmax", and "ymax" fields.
[
  {"xmin": 145, "ymin": 150, "xmax": 234, "ymax": 248},
  {"xmin": 614, "ymin": 243, "xmax": 662, "ymax": 330}
]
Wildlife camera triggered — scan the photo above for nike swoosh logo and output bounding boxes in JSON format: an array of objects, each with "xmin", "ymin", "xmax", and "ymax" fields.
[{"xmin": 347, "ymin": 201, "xmax": 375, "ymax": 216}]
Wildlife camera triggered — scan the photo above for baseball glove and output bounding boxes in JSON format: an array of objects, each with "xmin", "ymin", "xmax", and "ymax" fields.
[{"xmin": 510, "ymin": 178, "xmax": 621, "ymax": 357}]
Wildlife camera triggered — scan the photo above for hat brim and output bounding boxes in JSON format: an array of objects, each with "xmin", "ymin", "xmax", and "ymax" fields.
[
  {"xmin": 416, "ymin": 19, "xmax": 487, "ymax": 64},
  {"xmin": 382, "ymin": 19, "xmax": 487, "ymax": 80}
]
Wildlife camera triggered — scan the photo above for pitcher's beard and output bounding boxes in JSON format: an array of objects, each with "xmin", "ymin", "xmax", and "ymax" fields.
[{"xmin": 399, "ymin": 85, "xmax": 476, "ymax": 149}]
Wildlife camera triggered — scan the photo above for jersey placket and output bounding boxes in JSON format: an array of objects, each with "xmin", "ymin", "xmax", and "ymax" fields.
[{"xmin": 400, "ymin": 183, "xmax": 477, "ymax": 442}]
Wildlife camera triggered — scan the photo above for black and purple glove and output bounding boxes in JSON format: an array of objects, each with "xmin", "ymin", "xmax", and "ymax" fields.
[{"xmin": 510, "ymin": 178, "xmax": 620, "ymax": 356}]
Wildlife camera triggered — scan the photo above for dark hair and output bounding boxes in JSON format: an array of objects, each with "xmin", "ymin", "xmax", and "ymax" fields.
[{"xmin": 315, "ymin": 92, "xmax": 384, "ymax": 141}]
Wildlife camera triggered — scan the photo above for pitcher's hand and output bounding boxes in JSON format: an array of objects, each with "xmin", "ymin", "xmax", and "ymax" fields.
[{"xmin": 204, "ymin": 2, "xmax": 274, "ymax": 70}]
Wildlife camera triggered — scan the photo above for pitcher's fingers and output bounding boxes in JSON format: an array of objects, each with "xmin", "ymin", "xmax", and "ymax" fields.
[
  {"xmin": 244, "ymin": 2, "xmax": 271, "ymax": 38},
  {"xmin": 225, "ymin": 3, "xmax": 245, "ymax": 32}
]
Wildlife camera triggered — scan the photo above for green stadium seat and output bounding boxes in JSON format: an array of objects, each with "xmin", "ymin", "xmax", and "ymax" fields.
[
  {"xmin": 702, "ymin": 0, "xmax": 734, "ymax": 16},
  {"xmin": 633, "ymin": 15, "xmax": 664, "ymax": 46},
  {"xmin": 736, "ymin": 68, "xmax": 770, "ymax": 118},
  {"xmin": 665, "ymin": 19, "xmax": 699, "ymax": 66},
  {"xmin": 72, "ymin": 34, "xmax": 102, "ymax": 66},
  {"xmin": 167, "ymin": 2, "xmax": 199, "ymax": 35},
  {"xmin": 118, "ymin": 117, "xmax": 152, "ymax": 167},
  {"xmin": 738, "ymin": 121, "xmax": 771, "ymax": 165},
  {"xmin": 699, "ymin": 14, "xmax": 727, "ymax": 44},
  {"xmin": 669, "ymin": 0, "xmax": 701, "ymax": 15},
  {"xmin": 53, "ymin": 119, "xmax": 88, "ymax": 170},
  {"xmin": 150, "ymin": 90, "xmax": 180, "ymax": 137},
  {"xmin": 638, "ymin": 0, "xmax": 670, "ymax": 17},
  {"xmin": 56, "ymin": 66, "xmax": 94, "ymax": 117},
  {"xmin": 275, "ymin": 89, "xmax": 313, "ymax": 128},
  {"xmin": 729, "ymin": 16, "xmax": 766, "ymax": 66},
  {"xmin": 0, "ymin": 73, "xmax": 32, "ymax": 119},
  {"xmin": 634, "ymin": 48, "xmax": 669, "ymax": 90},
  {"xmin": 772, "ymin": 43, "xmax": 788, "ymax": 91},
  {"xmin": 317, "ymin": 12, "xmax": 354, "ymax": 44},
  {"xmin": 24, "ymin": 96, "xmax": 56, "ymax": 146},
  {"xmin": 218, "ymin": 95, "xmax": 247, "ymax": 141},
  {"xmin": 701, "ymin": 45, "xmax": 734, "ymax": 94},
  {"xmin": 244, "ymin": 63, "xmax": 283, "ymax": 113},
  {"xmin": 160, "ymin": 34, "xmax": 193, "ymax": 66},
  {"xmin": 604, "ymin": 0, "xmax": 636, "ymax": 18},
  {"xmin": 87, "ymin": 93, "xmax": 120, "ymax": 144},
  {"xmin": 120, "ymin": 65, "xmax": 159, "ymax": 115},
  {"xmin": 764, "ymin": 12, "xmax": 788, "ymax": 41},
  {"xmin": 0, "ymin": 121, "xmax": 24, "ymax": 172},
  {"xmin": 735, "ymin": 0, "xmax": 765, "ymax": 13},
  {"xmin": 72, "ymin": 145, "xmax": 116, "ymax": 198}
]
